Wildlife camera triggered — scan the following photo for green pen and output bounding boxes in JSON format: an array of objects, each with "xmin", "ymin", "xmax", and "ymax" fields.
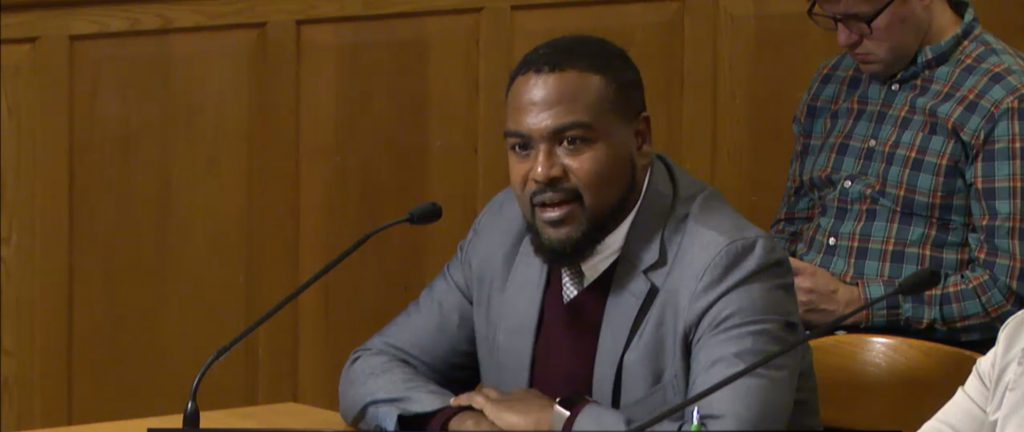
[{"xmin": 690, "ymin": 406, "xmax": 702, "ymax": 432}]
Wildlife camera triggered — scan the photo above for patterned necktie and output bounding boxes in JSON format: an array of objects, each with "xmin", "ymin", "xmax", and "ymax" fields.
[{"xmin": 560, "ymin": 264, "xmax": 585, "ymax": 304}]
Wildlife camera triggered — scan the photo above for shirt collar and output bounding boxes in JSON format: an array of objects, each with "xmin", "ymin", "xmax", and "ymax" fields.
[
  {"xmin": 578, "ymin": 167, "xmax": 651, "ymax": 287},
  {"xmin": 892, "ymin": 0, "xmax": 977, "ymax": 83}
]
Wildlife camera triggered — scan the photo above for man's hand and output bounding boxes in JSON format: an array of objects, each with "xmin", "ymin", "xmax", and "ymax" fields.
[
  {"xmin": 788, "ymin": 257, "xmax": 865, "ymax": 327},
  {"xmin": 448, "ymin": 409, "xmax": 501, "ymax": 431},
  {"xmin": 450, "ymin": 387, "xmax": 554, "ymax": 431}
]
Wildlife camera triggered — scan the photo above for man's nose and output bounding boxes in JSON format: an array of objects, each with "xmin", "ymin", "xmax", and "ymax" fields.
[
  {"xmin": 836, "ymin": 22, "xmax": 863, "ymax": 51},
  {"xmin": 530, "ymin": 145, "xmax": 567, "ymax": 185}
]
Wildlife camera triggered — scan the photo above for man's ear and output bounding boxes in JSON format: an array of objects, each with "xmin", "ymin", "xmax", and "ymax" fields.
[{"xmin": 634, "ymin": 112, "xmax": 654, "ymax": 163}]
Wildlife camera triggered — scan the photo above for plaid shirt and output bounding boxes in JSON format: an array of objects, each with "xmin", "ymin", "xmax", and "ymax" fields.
[{"xmin": 772, "ymin": 1, "xmax": 1024, "ymax": 342}]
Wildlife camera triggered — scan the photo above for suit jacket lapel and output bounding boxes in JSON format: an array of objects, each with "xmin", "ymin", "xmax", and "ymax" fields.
[
  {"xmin": 494, "ymin": 236, "xmax": 546, "ymax": 391},
  {"xmin": 592, "ymin": 158, "xmax": 676, "ymax": 404}
]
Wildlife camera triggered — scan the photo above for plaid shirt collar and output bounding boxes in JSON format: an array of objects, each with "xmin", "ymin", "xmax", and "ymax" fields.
[{"xmin": 892, "ymin": 0, "xmax": 977, "ymax": 84}]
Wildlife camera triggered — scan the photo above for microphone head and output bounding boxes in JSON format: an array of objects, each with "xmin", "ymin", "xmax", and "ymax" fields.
[
  {"xmin": 896, "ymin": 268, "xmax": 942, "ymax": 295},
  {"xmin": 408, "ymin": 202, "xmax": 443, "ymax": 225}
]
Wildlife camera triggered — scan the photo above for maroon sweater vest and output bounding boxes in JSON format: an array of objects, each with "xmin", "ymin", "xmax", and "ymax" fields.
[
  {"xmin": 530, "ymin": 261, "xmax": 618, "ymax": 399},
  {"xmin": 399, "ymin": 261, "xmax": 618, "ymax": 431}
]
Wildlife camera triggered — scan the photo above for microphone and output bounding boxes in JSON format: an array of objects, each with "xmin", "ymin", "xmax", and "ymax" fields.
[
  {"xmin": 628, "ymin": 268, "xmax": 942, "ymax": 431},
  {"xmin": 181, "ymin": 202, "xmax": 443, "ymax": 429},
  {"xmin": 407, "ymin": 201, "xmax": 443, "ymax": 225}
]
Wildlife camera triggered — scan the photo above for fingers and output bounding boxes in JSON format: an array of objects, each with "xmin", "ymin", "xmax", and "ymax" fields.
[
  {"xmin": 789, "ymin": 258, "xmax": 824, "ymax": 293},
  {"xmin": 479, "ymin": 386, "xmax": 503, "ymax": 399},
  {"xmin": 451, "ymin": 390, "xmax": 493, "ymax": 411},
  {"xmin": 788, "ymin": 257, "xmax": 810, "ymax": 274},
  {"xmin": 793, "ymin": 274, "xmax": 815, "ymax": 293}
]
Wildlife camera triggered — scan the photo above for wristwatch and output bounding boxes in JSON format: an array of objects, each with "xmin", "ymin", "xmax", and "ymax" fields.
[{"xmin": 552, "ymin": 395, "xmax": 589, "ymax": 430}]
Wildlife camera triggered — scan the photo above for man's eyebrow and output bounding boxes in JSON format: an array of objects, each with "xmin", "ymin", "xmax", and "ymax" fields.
[
  {"xmin": 503, "ymin": 121, "xmax": 596, "ymax": 140},
  {"xmin": 503, "ymin": 130, "xmax": 529, "ymax": 140},
  {"xmin": 816, "ymin": 1, "xmax": 873, "ymax": 18},
  {"xmin": 549, "ymin": 121, "xmax": 596, "ymax": 137}
]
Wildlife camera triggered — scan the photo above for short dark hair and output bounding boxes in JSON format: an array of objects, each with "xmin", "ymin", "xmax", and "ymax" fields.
[{"xmin": 506, "ymin": 35, "xmax": 647, "ymax": 120}]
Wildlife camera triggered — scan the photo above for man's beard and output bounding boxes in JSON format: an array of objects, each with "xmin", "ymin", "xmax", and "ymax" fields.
[{"xmin": 526, "ymin": 165, "xmax": 639, "ymax": 266}]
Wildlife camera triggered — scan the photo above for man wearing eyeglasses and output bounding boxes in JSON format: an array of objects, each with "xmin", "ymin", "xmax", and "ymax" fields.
[{"xmin": 772, "ymin": 0, "xmax": 1023, "ymax": 353}]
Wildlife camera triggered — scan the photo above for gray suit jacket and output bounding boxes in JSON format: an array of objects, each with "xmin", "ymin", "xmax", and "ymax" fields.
[{"xmin": 339, "ymin": 155, "xmax": 820, "ymax": 430}]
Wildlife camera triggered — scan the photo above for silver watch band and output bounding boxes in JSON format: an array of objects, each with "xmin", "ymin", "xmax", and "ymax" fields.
[{"xmin": 552, "ymin": 398, "xmax": 572, "ymax": 430}]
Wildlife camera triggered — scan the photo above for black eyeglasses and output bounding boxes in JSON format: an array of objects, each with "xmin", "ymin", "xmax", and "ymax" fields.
[{"xmin": 807, "ymin": 0, "xmax": 897, "ymax": 36}]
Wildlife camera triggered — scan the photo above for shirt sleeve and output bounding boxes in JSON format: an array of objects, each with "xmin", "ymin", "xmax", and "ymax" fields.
[
  {"xmin": 917, "ymin": 311, "xmax": 1024, "ymax": 431},
  {"xmin": 916, "ymin": 344, "xmax": 992, "ymax": 431},
  {"xmin": 770, "ymin": 97, "xmax": 819, "ymax": 256}
]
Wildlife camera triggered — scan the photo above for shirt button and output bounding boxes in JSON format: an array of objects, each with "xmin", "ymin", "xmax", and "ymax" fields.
[
  {"xmin": 828, "ymin": 237, "xmax": 837, "ymax": 246},
  {"xmin": 890, "ymin": 83, "xmax": 900, "ymax": 91},
  {"xmin": 843, "ymin": 180, "xmax": 853, "ymax": 189},
  {"xmin": 868, "ymin": 139, "xmax": 877, "ymax": 148}
]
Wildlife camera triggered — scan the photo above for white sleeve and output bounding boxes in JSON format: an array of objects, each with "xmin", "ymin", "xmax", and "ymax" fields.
[
  {"xmin": 917, "ymin": 355, "xmax": 993, "ymax": 432},
  {"xmin": 918, "ymin": 312, "xmax": 1024, "ymax": 432}
]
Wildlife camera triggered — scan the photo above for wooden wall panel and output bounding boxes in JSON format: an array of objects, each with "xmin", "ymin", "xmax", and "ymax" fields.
[
  {"xmin": 68, "ymin": 28, "xmax": 263, "ymax": 424},
  {"xmin": 680, "ymin": 0, "xmax": 717, "ymax": 184},
  {"xmin": 974, "ymin": 0, "xmax": 1024, "ymax": 49},
  {"xmin": 247, "ymin": 20, "xmax": 300, "ymax": 407},
  {"xmin": 1, "ymin": 41, "xmax": 39, "ymax": 432},
  {"xmin": 0, "ymin": 0, "xmax": 588, "ymax": 40},
  {"xmin": 714, "ymin": 0, "xmax": 836, "ymax": 230},
  {"xmin": 511, "ymin": 1, "xmax": 691, "ymax": 176},
  {"xmin": 1, "ymin": 37, "xmax": 72, "ymax": 431},
  {"xmin": 296, "ymin": 11, "xmax": 480, "ymax": 410},
  {"xmin": 476, "ymin": 5, "xmax": 512, "ymax": 207}
]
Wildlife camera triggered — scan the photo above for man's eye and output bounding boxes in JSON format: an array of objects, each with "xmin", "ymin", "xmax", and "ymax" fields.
[
  {"xmin": 561, "ymin": 136, "xmax": 587, "ymax": 149},
  {"xmin": 509, "ymin": 141, "xmax": 532, "ymax": 154}
]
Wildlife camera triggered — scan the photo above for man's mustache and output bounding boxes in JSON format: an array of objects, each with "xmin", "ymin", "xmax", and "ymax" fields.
[{"xmin": 530, "ymin": 187, "xmax": 583, "ymax": 206}]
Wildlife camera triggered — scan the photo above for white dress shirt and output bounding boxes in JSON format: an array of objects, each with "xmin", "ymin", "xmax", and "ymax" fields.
[
  {"xmin": 578, "ymin": 168, "xmax": 651, "ymax": 288},
  {"xmin": 919, "ymin": 310, "xmax": 1024, "ymax": 432}
]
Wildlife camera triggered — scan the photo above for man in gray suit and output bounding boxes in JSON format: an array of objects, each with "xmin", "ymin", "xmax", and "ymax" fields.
[{"xmin": 339, "ymin": 35, "xmax": 820, "ymax": 431}]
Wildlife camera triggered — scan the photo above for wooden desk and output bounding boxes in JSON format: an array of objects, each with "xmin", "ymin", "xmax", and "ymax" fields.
[{"xmin": 25, "ymin": 403, "xmax": 350, "ymax": 432}]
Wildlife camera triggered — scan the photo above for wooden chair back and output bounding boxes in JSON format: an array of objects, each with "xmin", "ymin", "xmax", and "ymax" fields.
[{"xmin": 810, "ymin": 333, "xmax": 981, "ymax": 432}]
